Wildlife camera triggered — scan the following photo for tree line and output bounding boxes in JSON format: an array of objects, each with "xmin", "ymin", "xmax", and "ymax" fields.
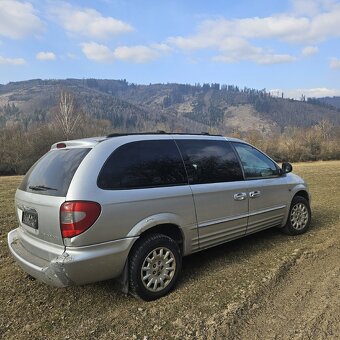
[{"xmin": 0, "ymin": 90, "xmax": 339, "ymax": 176}]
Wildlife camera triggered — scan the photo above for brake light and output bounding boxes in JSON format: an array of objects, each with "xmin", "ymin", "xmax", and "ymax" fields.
[
  {"xmin": 57, "ymin": 143, "xmax": 66, "ymax": 148},
  {"xmin": 60, "ymin": 201, "xmax": 101, "ymax": 238}
]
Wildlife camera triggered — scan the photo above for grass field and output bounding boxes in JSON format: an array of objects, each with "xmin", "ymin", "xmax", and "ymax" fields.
[{"xmin": 0, "ymin": 161, "xmax": 339, "ymax": 339}]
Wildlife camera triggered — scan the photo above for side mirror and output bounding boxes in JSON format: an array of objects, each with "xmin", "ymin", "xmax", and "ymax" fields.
[{"xmin": 282, "ymin": 162, "xmax": 293, "ymax": 174}]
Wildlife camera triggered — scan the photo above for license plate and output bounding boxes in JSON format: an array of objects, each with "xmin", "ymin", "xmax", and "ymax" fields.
[{"xmin": 22, "ymin": 210, "xmax": 38, "ymax": 229}]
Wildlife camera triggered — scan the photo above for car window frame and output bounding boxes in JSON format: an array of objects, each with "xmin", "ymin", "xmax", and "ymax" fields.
[
  {"xmin": 97, "ymin": 139, "xmax": 189, "ymax": 190},
  {"xmin": 174, "ymin": 138, "xmax": 245, "ymax": 185},
  {"xmin": 231, "ymin": 142, "xmax": 281, "ymax": 180}
]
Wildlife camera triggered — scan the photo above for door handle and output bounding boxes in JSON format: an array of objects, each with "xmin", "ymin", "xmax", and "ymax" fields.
[
  {"xmin": 249, "ymin": 190, "xmax": 261, "ymax": 198},
  {"xmin": 234, "ymin": 192, "xmax": 247, "ymax": 201}
]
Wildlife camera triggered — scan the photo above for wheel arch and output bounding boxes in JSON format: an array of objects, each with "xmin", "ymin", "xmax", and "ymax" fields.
[
  {"xmin": 130, "ymin": 223, "xmax": 184, "ymax": 255},
  {"xmin": 126, "ymin": 213, "xmax": 187, "ymax": 252},
  {"xmin": 293, "ymin": 190, "xmax": 310, "ymax": 202}
]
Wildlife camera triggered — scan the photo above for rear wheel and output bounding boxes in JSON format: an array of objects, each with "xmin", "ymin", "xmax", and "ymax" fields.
[
  {"xmin": 129, "ymin": 234, "xmax": 182, "ymax": 300},
  {"xmin": 282, "ymin": 196, "xmax": 311, "ymax": 235}
]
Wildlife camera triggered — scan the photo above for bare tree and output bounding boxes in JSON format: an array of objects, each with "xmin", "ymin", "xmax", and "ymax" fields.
[
  {"xmin": 316, "ymin": 119, "xmax": 333, "ymax": 141},
  {"xmin": 55, "ymin": 90, "xmax": 81, "ymax": 139}
]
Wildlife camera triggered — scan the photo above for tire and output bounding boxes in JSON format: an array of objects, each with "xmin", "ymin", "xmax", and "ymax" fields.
[
  {"xmin": 129, "ymin": 234, "xmax": 182, "ymax": 301},
  {"xmin": 282, "ymin": 196, "xmax": 311, "ymax": 235}
]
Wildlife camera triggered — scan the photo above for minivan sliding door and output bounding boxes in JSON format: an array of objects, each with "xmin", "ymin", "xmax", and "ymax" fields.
[{"xmin": 175, "ymin": 138, "xmax": 248, "ymax": 250}]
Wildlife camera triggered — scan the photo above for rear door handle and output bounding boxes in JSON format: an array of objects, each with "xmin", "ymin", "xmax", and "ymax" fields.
[
  {"xmin": 234, "ymin": 192, "xmax": 247, "ymax": 201},
  {"xmin": 249, "ymin": 190, "xmax": 261, "ymax": 198}
]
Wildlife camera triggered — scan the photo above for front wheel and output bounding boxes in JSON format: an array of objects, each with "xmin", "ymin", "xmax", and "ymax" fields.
[
  {"xmin": 129, "ymin": 234, "xmax": 182, "ymax": 301},
  {"xmin": 282, "ymin": 196, "xmax": 311, "ymax": 235}
]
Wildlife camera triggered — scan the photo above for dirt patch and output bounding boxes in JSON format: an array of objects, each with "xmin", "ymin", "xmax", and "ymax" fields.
[
  {"xmin": 224, "ymin": 104, "xmax": 275, "ymax": 134},
  {"xmin": 234, "ymin": 244, "xmax": 339, "ymax": 339},
  {"xmin": 0, "ymin": 162, "xmax": 339, "ymax": 339},
  {"xmin": 202, "ymin": 240, "xmax": 340, "ymax": 340}
]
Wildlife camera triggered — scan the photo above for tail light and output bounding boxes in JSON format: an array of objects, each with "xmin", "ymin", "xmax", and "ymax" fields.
[{"xmin": 60, "ymin": 201, "xmax": 101, "ymax": 238}]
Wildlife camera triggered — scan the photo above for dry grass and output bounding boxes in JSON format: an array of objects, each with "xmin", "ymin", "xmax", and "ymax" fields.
[{"xmin": 0, "ymin": 161, "xmax": 339, "ymax": 339}]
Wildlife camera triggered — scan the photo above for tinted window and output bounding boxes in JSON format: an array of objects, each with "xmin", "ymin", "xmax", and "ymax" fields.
[
  {"xmin": 98, "ymin": 140, "xmax": 187, "ymax": 190},
  {"xmin": 175, "ymin": 139, "xmax": 243, "ymax": 184},
  {"xmin": 19, "ymin": 148, "xmax": 90, "ymax": 197},
  {"xmin": 233, "ymin": 142, "xmax": 278, "ymax": 179}
]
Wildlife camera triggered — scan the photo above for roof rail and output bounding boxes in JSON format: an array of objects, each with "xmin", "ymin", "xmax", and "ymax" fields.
[
  {"xmin": 107, "ymin": 131, "xmax": 165, "ymax": 138},
  {"xmin": 106, "ymin": 131, "xmax": 222, "ymax": 138}
]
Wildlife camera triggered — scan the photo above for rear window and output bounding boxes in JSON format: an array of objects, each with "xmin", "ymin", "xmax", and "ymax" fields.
[{"xmin": 19, "ymin": 148, "xmax": 90, "ymax": 197}]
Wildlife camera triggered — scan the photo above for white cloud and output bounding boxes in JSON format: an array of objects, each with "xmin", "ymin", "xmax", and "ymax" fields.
[
  {"xmin": 169, "ymin": 6, "xmax": 340, "ymax": 48},
  {"xmin": 168, "ymin": 18, "xmax": 302, "ymax": 64},
  {"xmin": 330, "ymin": 57, "xmax": 340, "ymax": 69},
  {"xmin": 51, "ymin": 3, "xmax": 133, "ymax": 39},
  {"xmin": 114, "ymin": 46, "xmax": 161, "ymax": 63},
  {"xmin": 151, "ymin": 43, "xmax": 172, "ymax": 53},
  {"xmin": 0, "ymin": 55, "xmax": 26, "ymax": 65},
  {"xmin": 302, "ymin": 46, "xmax": 319, "ymax": 56},
  {"xmin": 167, "ymin": 1, "xmax": 340, "ymax": 64},
  {"xmin": 270, "ymin": 87, "xmax": 340, "ymax": 99},
  {"xmin": 0, "ymin": 0, "xmax": 44, "ymax": 39},
  {"xmin": 291, "ymin": 0, "xmax": 337, "ymax": 17},
  {"xmin": 81, "ymin": 42, "xmax": 114, "ymax": 62},
  {"xmin": 223, "ymin": 53, "xmax": 296, "ymax": 64},
  {"xmin": 202, "ymin": 37, "xmax": 296, "ymax": 65},
  {"xmin": 213, "ymin": 51, "xmax": 296, "ymax": 65},
  {"xmin": 36, "ymin": 51, "xmax": 56, "ymax": 61},
  {"xmin": 255, "ymin": 54, "xmax": 297, "ymax": 64},
  {"xmin": 81, "ymin": 42, "xmax": 165, "ymax": 63}
]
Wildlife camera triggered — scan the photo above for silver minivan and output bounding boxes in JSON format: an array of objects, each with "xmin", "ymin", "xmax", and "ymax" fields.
[{"xmin": 8, "ymin": 133, "xmax": 311, "ymax": 300}]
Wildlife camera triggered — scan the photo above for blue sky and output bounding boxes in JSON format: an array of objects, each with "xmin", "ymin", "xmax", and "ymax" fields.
[{"xmin": 1, "ymin": 0, "xmax": 340, "ymax": 98}]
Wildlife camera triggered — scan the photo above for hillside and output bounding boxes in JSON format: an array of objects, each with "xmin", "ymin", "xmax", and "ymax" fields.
[
  {"xmin": 318, "ymin": 96, "xmax": 340, "ymax": 110},
  {"xmin": 0, "ymin": 79, "xmax": 339, "ymax": 135}
]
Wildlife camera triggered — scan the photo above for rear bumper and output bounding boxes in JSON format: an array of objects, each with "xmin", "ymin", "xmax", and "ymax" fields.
[{"xmin": 8, "ymin": 229, "xmax": 137, "ymax": 287}]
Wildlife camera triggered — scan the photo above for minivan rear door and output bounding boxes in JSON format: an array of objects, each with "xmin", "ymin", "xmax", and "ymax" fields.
[
  {"xmin": 16, "ymin": 147, "xmax": 90, "ymax": 246},
  {"xmin": 175, "ymin": 138, "xmax": 248, "ymax": 250}
]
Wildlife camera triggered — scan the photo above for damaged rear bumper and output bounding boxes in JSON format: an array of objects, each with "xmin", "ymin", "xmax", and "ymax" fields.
[{"xmin": 8, "ymin": 229, "xmax": 137, "ymax": 287}]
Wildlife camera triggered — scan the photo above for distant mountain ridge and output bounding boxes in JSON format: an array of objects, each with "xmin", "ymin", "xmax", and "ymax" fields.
[{"xmin": 0, "ymin": 78, "xmax": 339, "ymax": 134}]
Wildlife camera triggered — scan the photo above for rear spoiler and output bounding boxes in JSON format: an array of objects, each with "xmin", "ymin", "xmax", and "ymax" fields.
[{"xmin": 51, "ymin": 137, "xmax": 106, "ymax": 150}]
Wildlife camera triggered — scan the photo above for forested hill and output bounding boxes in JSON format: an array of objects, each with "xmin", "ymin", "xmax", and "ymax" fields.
[
  {"xmin": 318, "ymin": 96, "xmax": 340, "ymax": 110},
  {"xmin": 0, "ymin": 78, "xmax": 339, "ymax": 134}
]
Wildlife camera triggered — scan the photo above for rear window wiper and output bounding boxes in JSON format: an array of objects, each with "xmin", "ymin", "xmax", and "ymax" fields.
[{"xmin": 29, "ymin": 185, "xmax": 57, "ymax": 191}]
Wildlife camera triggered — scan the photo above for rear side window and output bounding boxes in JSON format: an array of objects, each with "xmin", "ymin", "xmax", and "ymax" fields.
[
  {"xmin": 175, "ymin": 139, "xmax": 243, "ymax": 184},
  {"xmin": 233, "ymin": 142, "xmax": 278, "ymax": 179},
  {"xmin": 19, "ymin": 148, "xmax": 90, "ymax": 197},
  {"xmin": 98, "ymin": 140, "xmax": 187, "ymax": 190}
]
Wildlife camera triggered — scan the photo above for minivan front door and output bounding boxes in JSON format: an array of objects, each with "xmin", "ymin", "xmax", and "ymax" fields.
[
  {"xmin": 232, "ymin": 142, "xmax": 289, "ymax": 235},
  {"xmin": 175, "ymin": 138, "xmax": 249, "ymax": 250}
]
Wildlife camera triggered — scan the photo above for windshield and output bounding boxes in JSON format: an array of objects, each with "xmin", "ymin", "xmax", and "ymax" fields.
[{"xmin": 19, "ymin": 148, "xmax": 90, "ymax": 197}]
